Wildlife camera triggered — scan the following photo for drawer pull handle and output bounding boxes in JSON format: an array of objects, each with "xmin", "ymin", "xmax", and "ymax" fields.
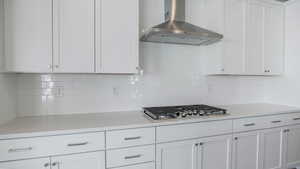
[
  {"xmin": 8, "ymin": 147, "xmax": 33, "ymax": 153},
  {"xmin": 67, "ymin": 142, "xmax": 88, "ymax": 147},
  {"xmin": 124, "ymin": 136, "xmax": 141, "ymax": 141},
  {"xmin": 124, "ymin": 154, "xmax": 142, "ymax": 160},
  {"xmin": 293, "ymin": 118, "xmax": 300, "ymax": 121},
  {"xmin": 244, "ymin": 123, "xmax": 255, "ymax": 127},
  {"xmin": 271, "ymin": 120, "xmax": 282, "ymax": 123}
]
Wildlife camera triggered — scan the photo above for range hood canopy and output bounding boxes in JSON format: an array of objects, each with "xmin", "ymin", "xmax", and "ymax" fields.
[{"xmin": 140, "ymin": 0, "xmax": 223, "ymax": 46}]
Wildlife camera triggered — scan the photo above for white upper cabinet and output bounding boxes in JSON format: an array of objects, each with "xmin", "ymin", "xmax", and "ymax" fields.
[
  {"xmin": 245, "ymin": 0, "xmax": 285, "ymax": 75},
  {"xmin": 96, "ymin": 0, "xmax": 139, "ymax": 74},
  {"xmin": 263, "ymin": 2, "xmax": 285, "ymax": 75},
  {"xmin": 223, "ymin": 0, "xmax": 247, "ymax": 74},
  {"xmin": 205, "ymin": 0, "xmax": 285, "ymax": 75},
  {"xmin": 4, "ymin": 0, "xmax": 53, "ymax": 73},
  {"xmin": 4, "ymin": 0, "xmax": 139, "ymax": 74},
  {"xmin": 245, "ymin": 0, "xmax": 265, "ymax": 75},
  {"xmin": 52, "ymin": 0, "xmax": 95, "ymax": 73}
]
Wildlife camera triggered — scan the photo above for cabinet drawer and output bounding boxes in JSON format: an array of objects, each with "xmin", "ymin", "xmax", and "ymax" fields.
[
  {"xmin": 233, "ymin": 117, "xmax": 267, "ymax": 132},
  {"xmin": 52, "ymin": 132, "xmax": 105, "ymax": 155},
  {"xmin": 106, "ymin": 128, "xmax": 155, "ymax": 149},
  {"xmin": 106, "ymin": 145, "xmax": 155, "ymax": 168},
  {"xmin": 113, "ymin": 162, "xmax": 155, "ymax": 169},
  {"xmin": 233, "ymin": 115, "xmax": 288, "ymax": 132},
  {"xmin": 157, "ymin": 120, "xmax": 232, "ymax": 143},
  {"xmin": 286, "ymin": 112, "xmax": 300, "ymax": 125},
  {"xmin": 0, "ymin": 132, "xmax": 104, "ymax": 162}
]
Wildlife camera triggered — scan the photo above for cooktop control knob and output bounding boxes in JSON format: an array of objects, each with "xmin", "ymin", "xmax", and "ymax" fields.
[{"xmin": 193, "ymin": 110, "xmax": 198, "ymax": 115}]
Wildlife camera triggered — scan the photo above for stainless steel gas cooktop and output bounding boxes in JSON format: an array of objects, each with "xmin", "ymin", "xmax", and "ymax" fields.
[{"xmin": 143, "ymin": 105, "xmax": 227, "ymax": 120}]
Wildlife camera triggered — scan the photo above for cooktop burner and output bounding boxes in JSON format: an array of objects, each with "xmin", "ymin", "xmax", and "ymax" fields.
[{"xmin": 143, "ymin": 105, "xmax": 227, "ymax": 120}]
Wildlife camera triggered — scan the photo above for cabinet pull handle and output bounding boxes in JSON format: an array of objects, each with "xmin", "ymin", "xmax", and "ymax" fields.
[
  {"xmin": 52, "ymin": 162, "xmax": 60, "ymax": 169},
  {"xmin": 124, "ymin": 136, "xmax": 141, "ymax": 141},
  {"xmin": 124, "ymin": 154, "xmax": 142, "ymax": 160},
  {"xmin": 67, "ymin": 142, "xmax": 88, "ymax": 147},
  {"xmin": 244, "ymin": 123, "xmax": 255, "ymax": 127},
  {"xmin": 44, "ymin": 163, "xmax": 50, "ymax": 168},
  {"xmin": 8, "ymin": 147, "xmax": 33, "ymax": 153},
  {"xmin": 293, "ymin": 118, "xmax": 300, "ymax": 121},
  {"xmin": 271, "ymin": 120, "xmax": 282, "ymax": 123}
]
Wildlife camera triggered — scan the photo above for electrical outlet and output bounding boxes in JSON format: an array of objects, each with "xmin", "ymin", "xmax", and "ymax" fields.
[{"xmin": 113, "ymin": 87, "xmax": 120, "ymax": 96}]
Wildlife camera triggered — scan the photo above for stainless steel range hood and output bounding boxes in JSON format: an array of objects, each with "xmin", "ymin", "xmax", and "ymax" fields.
[{"xmin": 140, "ymin": 0, "xmax": 223, "ymax": 46}]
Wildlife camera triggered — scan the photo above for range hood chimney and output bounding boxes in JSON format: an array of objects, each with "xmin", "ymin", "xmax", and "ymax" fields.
[{"xmin": 140, "ymin": 0, "xmax": 223, "ymax": 46}]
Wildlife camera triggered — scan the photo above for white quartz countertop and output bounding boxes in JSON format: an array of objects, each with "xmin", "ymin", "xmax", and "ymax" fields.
[{"xmin": 0, "ymin": 103, "xmax": 300, "ymax": 139}]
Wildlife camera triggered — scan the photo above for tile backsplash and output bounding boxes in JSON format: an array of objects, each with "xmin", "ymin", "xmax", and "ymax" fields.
[
  {"xmin": 16, "ymin": 44, "xmax": 266, "ymax": 116},
  {"xmin": 0, "ymin": 74, "xmax": 16, "ymax": 124}
]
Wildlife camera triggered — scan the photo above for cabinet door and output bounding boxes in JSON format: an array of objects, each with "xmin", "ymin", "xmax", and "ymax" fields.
[
  {"xmin": 245, "ymin": 0, "xmax": 285, "ymax": 75},
  {"xmin": 0, "ymin": 158, "xmax": 50, "ymax": 169},
  {"xmin": 51, "ymin": 152, "xmax": 105, "ymax": 169},
  {"xmin": 98, "ymin": 0, "xmax": 139, "ymax": 74},
  {"xmin": 198, "ymin": 135, "xmax": 232, "ymax": 169},
  {"xmin": 261, "ymin": 128, "xmax": 285, "ymax": 169},
  {"xmin": 53, "ymin": 0, "xmax": 95, "ymax": 73},
  {"xmin": 233, "ymin": 131, "xmax": 262, "ymax": 169},
  {"xmin": 4, "ymin": 0, "xmax": 53, "ymax": 72},
  {"xmin": 156, "ymin": 140, "xmax": 198, "ymax": 169},
  {"xmin": 263, "ymin": 3, "xmax": 285, "ymax": 75},
  {"xmin": 245, "ymin": 0, "xmax": 264, "ymax": 74},
  {"xmin": 223, "ymin": 0, "xmax": 247, "ymax": 74},
  {"xmin": 285, "ymin": 125, "xmax": 300, "ymax": 168}
]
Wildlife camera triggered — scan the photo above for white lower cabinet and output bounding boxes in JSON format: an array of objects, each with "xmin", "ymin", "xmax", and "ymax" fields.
[
  {"xmin": 285, "ymin": 125, "xmax": 300, "ymax": 169},
  {"xmin": 156, "ymin": 139, "xmax": 198, "ymax": 169},
  {"xmin": 261, "ymin": 128, "xmax": 285, "ymax": 169},
  {"xmin": 198, "ymin": 135, "xmax": 232, "ymax": 169},
  {"xmin": 233, "ymin": 131, "xmax": 261, "ymax": 169},
  {"xmin": 156, "ymin": 135, "xmax": 232, "ymax": 169},
  {"xmin": 50, "ymin": 152, "xmax": 105, "ymax": 169},
  {"xmin": 0, "ymin": 158, "xmax": 50, "ymax": 169},
  {"xmin": 0, "ymin": 152, "xmax": 105, "ymax": 169},
  {"xmin": 233, "ymin": 127, "xmax": 297, "ymax": 169}
]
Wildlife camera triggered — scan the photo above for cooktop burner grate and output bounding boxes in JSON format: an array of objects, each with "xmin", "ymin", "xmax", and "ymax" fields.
[{"xmin": 143, "ymin": 104, "xmax": 227, "ymax": 120}]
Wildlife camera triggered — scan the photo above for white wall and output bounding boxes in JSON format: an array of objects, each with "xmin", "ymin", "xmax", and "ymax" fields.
[
  {"xmin": 0, "ymin": 0, "xmax": 17, "ymax": 124},
  {"xmin": 15, "ymin": 0, "xmax": 267, "ymax": 116},
  {"xmin": 264, "ymin": 1, "xmax": 300, "ymax": 106},
  {"xmin": 0, "ymin": 0, "xmax": 4, "ymax": 71},
  {"xmin": 0, "ymin": 74, "xmax": 16, "ymax": 124}
]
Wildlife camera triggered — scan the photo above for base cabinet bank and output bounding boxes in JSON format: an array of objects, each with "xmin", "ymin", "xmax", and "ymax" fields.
[{"xmin": 1, "ymin": 112, "xmax": 300, "ymax": 169}]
